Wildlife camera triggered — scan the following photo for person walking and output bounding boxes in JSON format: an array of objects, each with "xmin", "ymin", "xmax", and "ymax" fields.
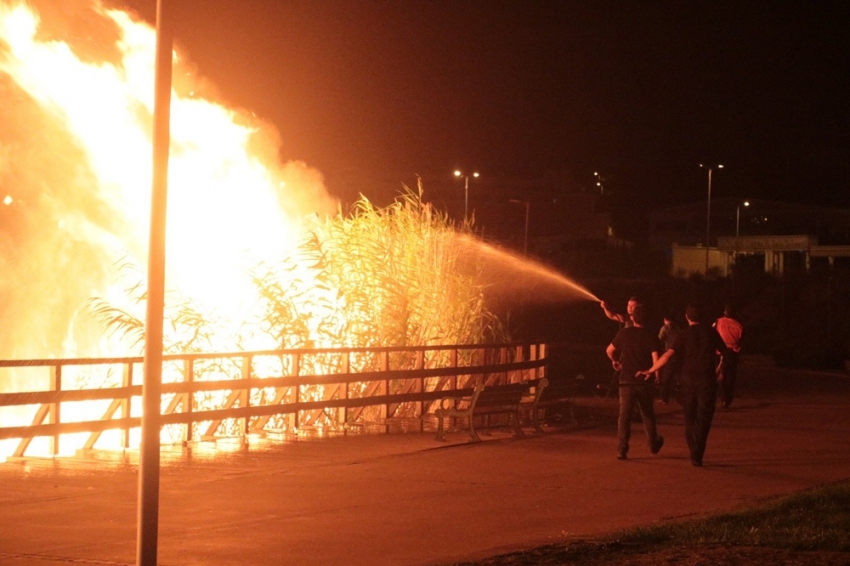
[
  {"xmin": 599, "ymin": 297, "xmax": 643, "ymax": 398},
  {"xmin": 714, "ymin": 304, "xmax": 743, "ymax": 408},
  {"xmin": 606, "ymin": 305, "xmax": 665, "ymax": 460},
  {"xmin": 657, "ymin": 314, "xmax": 681, "ymax": 405},
  {"xmin": 638, "ymin": 305, "xmax": 727, "ymax": 467}
]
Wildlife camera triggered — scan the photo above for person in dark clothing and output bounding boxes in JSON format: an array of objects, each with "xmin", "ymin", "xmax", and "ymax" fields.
[
  {"xmin": 606, "ymin": 305, "xmax": 665, "ymax": 460},
  {"xmin": 638, "ymin": 305, "xmax": 728, "ymax": 467},
  {"xmin": 657, "ymin": 314, "xmax": 681, "ymax": 404},
  {"xmin": 599, "ymin": 296, "xmax": 643, "ymax": 400}
]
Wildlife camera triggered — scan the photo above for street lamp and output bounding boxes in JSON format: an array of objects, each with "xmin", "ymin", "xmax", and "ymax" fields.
[
  {"xmin": 700, "ymin": 163, "xmax": 724, "ymax": 274},
  {"xmin": 509, "ymin": 199, "xmax": 530, "ymax": 255},
  {"xmin": 139, "ymin": 1, "xmax": 174, "ymax": 565},
  {"xmin": 454, "ymin": 170, "xmax": 479, "ymax": 219},
  {"xmin": 736, "ymin": 200, "xmax": 750, "ymax": 237},
  {"xmin": 594, "ymin": 171, "xmax": 604, "ymax": 195}
]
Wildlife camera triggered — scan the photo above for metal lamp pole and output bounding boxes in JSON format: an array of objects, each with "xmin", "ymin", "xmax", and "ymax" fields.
[
  {"xmin": 138, "ymin": 1, "xmax": 173, "ymax": 565},
  {"xmin": 736, "ymin": 200, "xmax": 750, "ymax": 237},
  {"xmin": 700, "ymin": 163, "xmax": 723, "ymax": 274},
  {"xmin": 509, "ymin": 199, "xmax": 530, "ymax": 255},
  {"xmin": 464, "ymin": 175, "xmax": 469, "ymax": 218},
  {"xmin": 454, "ymin": 170, "xmax": 479, "ymax": 219}
]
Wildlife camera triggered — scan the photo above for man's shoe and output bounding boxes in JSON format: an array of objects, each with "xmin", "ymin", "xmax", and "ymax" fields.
[
  {"xmin": 691, "ymin": 457, "xmax": 703, "ymax": 467},
  {"xmin": 617, "ymin": 449, "xmax": 628, "ymax": 460},
  {"xmin": 651, "ymin": 436, "xmax": 664, "ymax": 455}
]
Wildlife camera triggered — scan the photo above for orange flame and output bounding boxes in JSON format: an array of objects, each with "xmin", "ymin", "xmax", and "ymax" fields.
[
  {"xmin": 0, "ymin": 0, "xmax": 342, "ymax": 457},
  {"xmin": 0, "ymin": 0, "xmax": 336, "ymax": 357}
]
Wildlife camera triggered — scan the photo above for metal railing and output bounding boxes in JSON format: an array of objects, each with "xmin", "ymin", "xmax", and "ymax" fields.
[{"xmin": 0, "ymin": 342, "xmax": 547, "ymax": 458}]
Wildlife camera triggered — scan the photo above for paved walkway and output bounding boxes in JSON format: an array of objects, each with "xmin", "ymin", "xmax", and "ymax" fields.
[{"xmin": 1, "ymin": 365, "xmax": 849, "ymax": 566}]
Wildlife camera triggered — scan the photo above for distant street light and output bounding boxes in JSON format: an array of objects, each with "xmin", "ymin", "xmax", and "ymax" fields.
[
  {"xmin": 594, "ymin": 171, "xmax": 605, "ymax": 195},
  {"xmin": 736, "ymin": 200, "xmax": 750, "ymax": 237},
  {"xmin": 454, "ymin": 170, "xmax": 479, "ymax": 219},
  {"xmin": 509, "ymin": 199, "xmax": 530, "ymax": 255},
  {"xmin": 700, "ymin": 163, "xmax": 724, "ymax": 274}
]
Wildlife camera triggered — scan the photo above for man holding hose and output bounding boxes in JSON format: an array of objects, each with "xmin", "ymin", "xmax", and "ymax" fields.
[{"xmin": 606, "ymin": 305, "xmax": 665, "ymax": 460}]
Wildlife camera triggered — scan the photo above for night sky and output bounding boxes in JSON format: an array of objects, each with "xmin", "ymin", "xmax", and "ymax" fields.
[{"xmin": 114, "ymin": 1, "xmax": 850, "ymax": 218}]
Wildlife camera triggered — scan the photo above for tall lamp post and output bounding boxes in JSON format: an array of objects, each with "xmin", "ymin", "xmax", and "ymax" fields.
[
  {"xmin": 509, "ymin": 199, "xmax": 530, "ymax": 255},
  {"xmin": 454, "ymin": 170, "xmax": 479, "ymax": 219},
  {"xmin": 138, "ymin": 1, "xmax": 173, "ymax": 565},
  {"xmin": 700, "ymin": 163, "xmax": 724, "ymax": 274},
  {"xmin": 736, "ymin": 200, "xmax": 750, "ymax": 237}
]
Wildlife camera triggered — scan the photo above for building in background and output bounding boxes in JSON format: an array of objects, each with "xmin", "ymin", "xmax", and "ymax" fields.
[{"xmin": 649, "ymin": 199, "xmax": 850, "ymax": 277}]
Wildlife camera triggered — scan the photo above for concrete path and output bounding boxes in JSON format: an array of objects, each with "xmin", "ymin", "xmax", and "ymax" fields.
[{"xmin": 1, "ymin": 364, "xmax": 849, "ymax": 566}]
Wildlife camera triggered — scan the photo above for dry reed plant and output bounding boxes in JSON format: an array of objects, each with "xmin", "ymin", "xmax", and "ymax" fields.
[
  {"xmin": 251, "ymin": 183, "xmax": 506, "ymax": 354},
  {"xmin": 87, "ymin": 183, "xmax": 507, "ymax": 432}
]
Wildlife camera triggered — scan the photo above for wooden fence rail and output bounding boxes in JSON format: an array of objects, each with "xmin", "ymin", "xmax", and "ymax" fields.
[{"xmin": 0, "ymin": 342, "xmax": 547, "ymax": 458}]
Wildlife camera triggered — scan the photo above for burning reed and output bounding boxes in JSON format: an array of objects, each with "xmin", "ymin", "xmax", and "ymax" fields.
[
  {"xmin": 83, "ymin": 187, "xmax": 509, "ymax": 435},
  {"xmin": 90, "ymin": 185, "xmax": 506, "ymax": 356}
]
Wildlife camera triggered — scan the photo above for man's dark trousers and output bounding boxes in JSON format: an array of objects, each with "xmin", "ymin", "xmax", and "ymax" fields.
[
  {"xmin": 680, "ymin": 378, "xmax": 717, "ymax": 464},
  {"xmin": 719, "ymin": 350, "xmax": 739, "ymax": 407},
  {"xmin": 618, "ymin": 384, "xmax": 658, "ymax": 455},
  {"xmin": 658, "ymin": 364, "xmax": 677, "ymax": 404}
]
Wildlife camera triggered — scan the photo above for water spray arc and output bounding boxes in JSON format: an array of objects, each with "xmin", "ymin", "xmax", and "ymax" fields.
[{"xmin": 455, "ymin": 234, "xmax": 600, "ymax": 303}]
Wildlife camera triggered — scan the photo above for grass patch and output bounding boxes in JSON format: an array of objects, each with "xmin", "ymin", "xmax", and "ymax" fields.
[
  {"xmin": 453, "ymin": 480, "xmax": 850, "ymax": 565},
  {"xmin": 619, "ymin": 479, "xmax": 850, "ymax": 551}
]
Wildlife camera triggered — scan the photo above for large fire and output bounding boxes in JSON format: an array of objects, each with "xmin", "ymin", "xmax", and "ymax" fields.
[
  {"xmin": 0, "ymin": 0, "xmax": 349, "ymax": 457},
  {"xmin": 0, "ymin": 1, "xmax": 513, "ymax": 459},
  {"xmin": 0, "ymin": 0, "xmax": 336, "ymax": 359}
]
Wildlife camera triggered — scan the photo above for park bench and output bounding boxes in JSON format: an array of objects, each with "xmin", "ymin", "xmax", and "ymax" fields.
[
  {"xmin": 523, "ymin": 377, "xmax": 579, "ymax": 432},
  {"xmin": 434, "ymin": 380, "xmax": 546, "ymax": 442}
]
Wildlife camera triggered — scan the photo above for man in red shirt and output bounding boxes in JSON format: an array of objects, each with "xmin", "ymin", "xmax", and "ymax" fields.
[{"xmin": 714, "ymin": 304, "xmax": 743, "ymax": 408}]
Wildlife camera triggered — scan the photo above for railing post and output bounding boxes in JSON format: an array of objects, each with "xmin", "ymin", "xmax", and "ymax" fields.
[
  {"xmin": 380, "ymin": 351, "xmax": 389, "ymax": 430},
  {"xmin": 241, "ymin": 355, "xmax": 251, "ymax": 440},
  {"xmin": 50, "ymin": 364, "xmax": 61, "ymax": 456},
  {"xmin": 290, "ymin": 353, "xmax": 300, "ymax": 433},
  {"xmin": 339, "ymin": 352, "xmax": 349, "ymax": 429},
  {"xmin": 183, "ymin": 358, "xmax": 194, "ymax": 444},
  {"xmin": 538, "ymin": 343, "xmax": 547, "ymax": 379},
  {"xmin": 530, "ymin": 344, "xmax": 539, "ymax": 380},
  {"xmin": 477, "ymin": 347, "xmax": 486, "ymax": 388},
  {"xmin": 449, "ymin": 349, "xmax": 458, "ymax": 392},
  {"xmin": 516, "ymin": 345, "xmax": 524, "ymax": 381},
  {"xmin": 499, "ymin": 347, "xmax": 508, "ymax": 384},
  {"xmin": 122, "ymin": 363, "xmax": 133, "ymax": 449},
  {"xmin": 416, "ymin": 349, "xmax": 424, "ymax": 430}
]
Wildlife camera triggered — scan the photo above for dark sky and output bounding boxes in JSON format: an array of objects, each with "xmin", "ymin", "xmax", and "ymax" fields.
[{"xmin": 115, "ymin": 0, "xmax": 850, "ymax": 212}]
